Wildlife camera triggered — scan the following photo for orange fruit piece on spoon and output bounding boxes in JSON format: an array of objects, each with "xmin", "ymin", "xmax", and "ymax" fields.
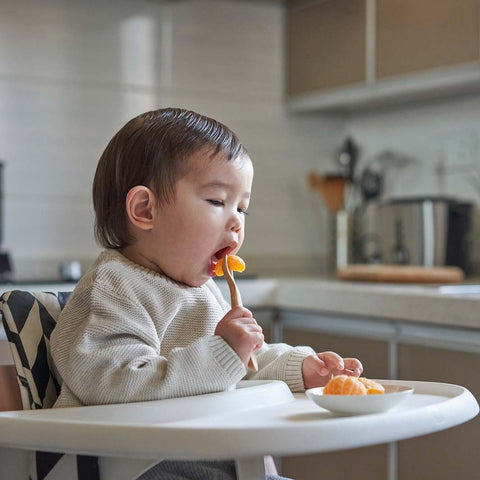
[{"xmin": 215, "ymin": 255, "xmax": 246, "ymax": 276}]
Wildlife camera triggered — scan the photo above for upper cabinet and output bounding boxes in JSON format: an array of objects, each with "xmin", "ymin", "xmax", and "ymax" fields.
[
  {"xmin": 286, "ymin": 0, "xmax": 480, "ymax": 112},
  {"xmin": 286, "ymin": 0, "xmax": 367, "ymax": 95},
  {"xmin": 376, "ymin": 0, "xmax": 479, "ymax": 78}
]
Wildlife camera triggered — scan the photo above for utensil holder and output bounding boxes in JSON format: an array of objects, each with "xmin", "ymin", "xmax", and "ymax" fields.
[{"xmin": 328, "ymin": 211, "xmax": 355, "ymax": 271}]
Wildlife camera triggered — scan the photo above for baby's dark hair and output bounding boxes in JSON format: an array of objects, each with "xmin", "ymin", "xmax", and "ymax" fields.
[{"xmin": 92, "ymin": 107, "xmax": 248, "ymax": 249}]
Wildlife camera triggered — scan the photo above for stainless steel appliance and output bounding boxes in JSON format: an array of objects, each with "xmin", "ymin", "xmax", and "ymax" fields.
[{"xmin": 378, "ymin": 197, "xmax": 473, "ymax": 272}]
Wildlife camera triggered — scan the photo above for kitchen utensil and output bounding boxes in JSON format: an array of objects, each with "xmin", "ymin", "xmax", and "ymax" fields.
[
  {"xmin": 336, "ymin": 211, "xmax": 351, "ymax": 269},
  {"xmin": 223, "ymin": 255, "xmax": 258, "ymax": 371},
  {"xmin": 337, "ymin": 137, "xmax": 359, "ymax": 183},
  {"xmin": 360, "ymin": 166, "xmax": 383, "ymax": 202},
  {"xmin": 308, "ymin": 172, "xmax": 353, "ymax": 269},
  {"xmin": 308, "ymin": 172, "xmax": 346, "ymax": 214},
  {"xmin": 306, "ymin": 382, "xmax": 414, "ymax": 416},
  {"xmin": 336, "ymin": 264, "xmax": 464, "ymax": 283}
]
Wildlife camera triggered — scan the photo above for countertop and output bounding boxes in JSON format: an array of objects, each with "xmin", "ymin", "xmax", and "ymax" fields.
[
  {"xmin": 1, "ymin": 277, "xmax": 479, "ymax": 333},
  {"xmin": 215, "ymin": 278, "xmax": 480, "ymax": 331}
]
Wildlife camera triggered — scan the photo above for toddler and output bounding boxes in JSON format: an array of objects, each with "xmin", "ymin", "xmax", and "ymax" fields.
[{"xmin": 51, "ymin": 108, "xmax": 362, "ymax": 479}]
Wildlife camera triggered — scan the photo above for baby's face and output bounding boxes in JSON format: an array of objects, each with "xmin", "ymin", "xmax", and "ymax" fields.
[{"xmin": 148, "ymin": 149, "xmax": 253, "ymax": 287}]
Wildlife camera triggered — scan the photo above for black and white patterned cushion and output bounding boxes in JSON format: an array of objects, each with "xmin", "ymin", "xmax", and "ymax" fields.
[{"xmin": 0, "ymin": 291, "xmax": 100, "ymax": 480}]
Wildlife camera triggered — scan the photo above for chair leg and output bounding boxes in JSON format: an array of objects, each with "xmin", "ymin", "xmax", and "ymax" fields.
[
  {"xmin": 0, "ymin": 447, "xmax": 29, "ymax": 480},
  {"xmin": 235, "ymin": 457, "xmax": 266, "ymax": 480},
  {"xmin": 98, "ymin": 456, "xmax": 160, "ymax": 480}
]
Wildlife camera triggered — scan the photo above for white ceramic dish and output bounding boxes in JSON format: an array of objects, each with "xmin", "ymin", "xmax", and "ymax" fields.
[{"xmin": 306, "ymin": 382, "xmax": 414, "ymax": 416}]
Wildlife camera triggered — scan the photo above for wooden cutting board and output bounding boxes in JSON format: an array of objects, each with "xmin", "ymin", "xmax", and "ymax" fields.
[{"xmin": 337, "ymin": 264, "xmax": 465, "ymax": 283}]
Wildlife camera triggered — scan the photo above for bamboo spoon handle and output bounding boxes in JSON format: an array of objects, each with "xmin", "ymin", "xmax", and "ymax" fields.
[{"xmin": 223, "ymin": 255, "xmax": 258, "ymax": 372}]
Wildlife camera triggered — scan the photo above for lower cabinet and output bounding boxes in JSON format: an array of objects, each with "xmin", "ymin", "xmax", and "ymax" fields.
[
  {"xmin": 276, "ymin": 324, "xmax": 480, "ymax": 480},
  {"xmin": 397, "ymin": 344, "xmax": 480, "ymax": 480},
  {"xmin": 280, "ymin": 328, "xmax": 390, "ymax": 480}
]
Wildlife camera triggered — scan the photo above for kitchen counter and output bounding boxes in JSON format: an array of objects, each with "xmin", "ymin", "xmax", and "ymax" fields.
[
  {"xmin": 1, "ymin": 278, "xmax": 479, "ymax": 340},
  {"xmin": 276, "ymin": 279, "xmax": 480, "ymax": 330},
  {"xmin": 215, "ymin": 278, "xmax": 480, "ymax": 331}
]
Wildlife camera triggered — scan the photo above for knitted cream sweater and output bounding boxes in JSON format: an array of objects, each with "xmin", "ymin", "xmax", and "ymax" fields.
[{"xmin": 51, "ymin": 250, "xmax": 314, "ymax": 408}]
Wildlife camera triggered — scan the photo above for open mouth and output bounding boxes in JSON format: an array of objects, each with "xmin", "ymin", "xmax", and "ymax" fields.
[
  {"xmin": 209, "ymin": 245, "xmax": 236, "ymax": 276},
  {"xmin": 213, "ymin": 246, "xmax": 233, "ymax": 261}
]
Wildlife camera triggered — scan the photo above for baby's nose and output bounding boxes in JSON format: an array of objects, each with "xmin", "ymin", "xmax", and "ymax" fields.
[{"xmin": 228, "ymin": 212, "xmax": 243, "ymax": 233}]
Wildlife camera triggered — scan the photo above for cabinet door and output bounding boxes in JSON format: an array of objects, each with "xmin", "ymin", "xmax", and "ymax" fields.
[
  {"xmin": 280, "ymin": 328, "xmax": 389, "ymax": 480},
  {"xmin": 397, "ymin": 344, "xmax": 480, "ymax": 480},
  {"xmin": 286, "ymin": 0, "xmax": 366, "ymax": 95},
  {"xmin": 376, "ymin": 0, "xmax": 480, "ymax": 79}
]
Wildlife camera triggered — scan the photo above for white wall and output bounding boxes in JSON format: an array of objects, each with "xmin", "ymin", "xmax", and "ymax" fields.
[
  {"xmin": 0, "ymin": 0, "xmax": 344, "ymax": 280},
  {"xmin": 345, "ymin": 95, "xmax": 480, "ymax": 268},
  {"xmin": 346, "ymin": 95, "xmax": 480, "ymax": 203}
]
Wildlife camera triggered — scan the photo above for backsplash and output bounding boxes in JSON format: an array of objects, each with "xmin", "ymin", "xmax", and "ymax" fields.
[
  {"xmin": 345, "ymin": 95, "xmax": 480, "ymax": 274},
  {"xmin": 346, "ymin": 95, "xmax": 480, "ymax": 204},
  {"xmin": 2, "ymin": 0, "xmax": 479, "ymax": 280},
  {"xmin": 0, "ymin": 0, "xmax": 344, "ymax": 280}
]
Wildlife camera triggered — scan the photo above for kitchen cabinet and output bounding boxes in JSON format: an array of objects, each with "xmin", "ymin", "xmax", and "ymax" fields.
[
  {"xmin": 287, "ymin": 0, "xmax": 480, "ymax": 111},
  {"xmin": 280, "ymin": 327, "xmax": 390, "ymax": 480},
  {"xmin": 376, "ymin": 0, "xmax": 480, "ymax": 79},
  {"xmin": 397, "ymin": 344, "xmax": 480, "ymax": 480},
  {"xmin": 286, "ymin": 0, "xmax": 367, "ymax": 95},
  {"xmin": 267, "ymin": 304, "xmax": 480, "ymax": 480}
]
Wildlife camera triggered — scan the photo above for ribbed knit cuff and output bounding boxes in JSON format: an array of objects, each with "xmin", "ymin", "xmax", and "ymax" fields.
[
  {"xmin": 209, "ymin": 336, "xmax": 246, "ymax": 380},
  {"xmin": 284, "ymin": 346, "xmax": 316, "ymax": 392}
]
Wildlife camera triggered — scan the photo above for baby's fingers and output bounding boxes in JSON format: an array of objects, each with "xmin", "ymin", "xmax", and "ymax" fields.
[
  {"xmin": 317, "ymin": 351, "xmax": 344, "ymax": 373},
  {"xmin": 343, "ymin": 358, "xmax": 363, "ymax": 376},
  {"xmin": 230, "ymin": 306, "xmax": 253, "ymax": 318},
  {"xmin": 307, "ymin": 356, "xmax": 330, "ymax": 377}
]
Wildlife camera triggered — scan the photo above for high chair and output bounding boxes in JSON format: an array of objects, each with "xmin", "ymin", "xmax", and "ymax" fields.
[
  {"xmin": 0, "ymin": 290, "xmax": 101, "ymax": 479},
  {"xmin": 0, "ymin": 290, "xmax": 478, "ymax": 480},
  {"xmin": 0, "ymin": 290, "xmax": 279, "ymax": 480}
]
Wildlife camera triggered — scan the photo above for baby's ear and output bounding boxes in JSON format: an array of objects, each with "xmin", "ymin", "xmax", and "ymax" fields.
[{"xmin": 125, "ymin": 186, "xmax": 156, "ymax": 230}]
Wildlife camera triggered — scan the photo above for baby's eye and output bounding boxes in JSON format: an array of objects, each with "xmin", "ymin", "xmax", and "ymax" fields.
[
  {"xmin": 207, "ymin": 199, "xmax": 224, "ymax": 207},
  {"xmin": 238, "ymin": 207, "xmax": 249, "ymax": 216}
]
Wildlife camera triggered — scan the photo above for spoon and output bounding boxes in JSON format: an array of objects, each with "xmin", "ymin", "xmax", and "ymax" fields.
[{"xmin": 223, "ymin": 255, "xmax": 258, "ymax": 371}]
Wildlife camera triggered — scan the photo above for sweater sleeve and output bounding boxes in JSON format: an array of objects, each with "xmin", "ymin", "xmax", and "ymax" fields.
[
  {"xmin": 51, "ymin": 286, "xmax": 245, "ymax": 406},
  {"xmin": 243, "ymin": 342, "xmax": 316, "ymax": 392},
  {"xmin": 205, "ymin": 278, "xmax": 314, "ymax": 392}
]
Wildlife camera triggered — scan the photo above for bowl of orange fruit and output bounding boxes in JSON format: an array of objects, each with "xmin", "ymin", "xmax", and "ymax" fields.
[{"xmin": 306, "ymin": 375, "xmax": 413, "ymax": 416}]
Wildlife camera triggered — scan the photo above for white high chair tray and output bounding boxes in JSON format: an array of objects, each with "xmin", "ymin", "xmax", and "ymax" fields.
[{"xmin": 0, "ymin": 379, "xmax": 477, "ymax": 479}]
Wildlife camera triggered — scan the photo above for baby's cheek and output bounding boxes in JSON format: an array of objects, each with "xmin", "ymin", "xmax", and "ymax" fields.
[{"xmin": 238, "ymin": 228, "xmax": 245, "ymax": 246}]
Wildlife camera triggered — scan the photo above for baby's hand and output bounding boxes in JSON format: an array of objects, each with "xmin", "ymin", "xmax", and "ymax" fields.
[
  {"xmin": 215, "ymin": 306, "xmax": 264, "ymax": 367},
  {"xmin": 302, "ymin": 351, "xmax": 363, "ymax": 390}
]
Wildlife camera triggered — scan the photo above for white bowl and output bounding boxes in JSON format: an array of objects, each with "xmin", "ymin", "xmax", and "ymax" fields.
[{"xmin": 306, "ymin": 382, "xmax": 414, "ymax": 416}]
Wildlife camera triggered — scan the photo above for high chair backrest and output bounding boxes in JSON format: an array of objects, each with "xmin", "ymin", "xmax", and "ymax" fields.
[
  {"xmin": 0, "ymin": 290, "xmax": 100, "ymax": 480},
  {"xmin": 0, "ymin": 291, "xmax": 69, "ymax": 410}
]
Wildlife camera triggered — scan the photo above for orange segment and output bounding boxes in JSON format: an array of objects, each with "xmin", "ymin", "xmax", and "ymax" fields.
[
  {"xmin": 323, "ymin": 375, "xmax": 367, "ymax": 395},
  {"xmin": 358, "ymin": 377, "xmax": 385, "ymax": 395},
  {"xmin": 323, "ymin": 375, "xmax": 385, "ymax": 395},
  {"xmin": 214, "ymin": 255, "xmax": 246, "ymax": 276}
]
